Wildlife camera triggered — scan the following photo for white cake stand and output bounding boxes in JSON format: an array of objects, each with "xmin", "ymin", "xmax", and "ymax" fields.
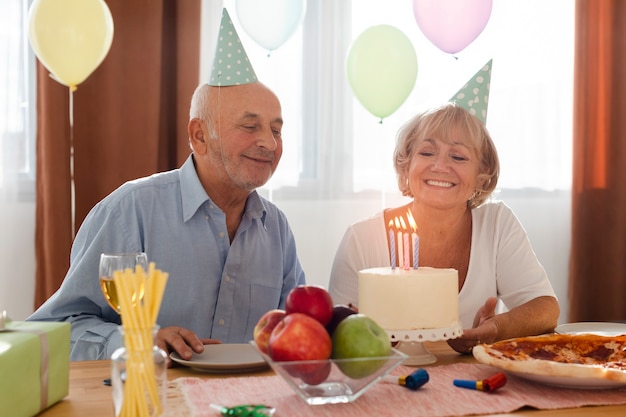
[{"xmin": 387, "ymin": 325, "xmax": 463, "ymax": 366}]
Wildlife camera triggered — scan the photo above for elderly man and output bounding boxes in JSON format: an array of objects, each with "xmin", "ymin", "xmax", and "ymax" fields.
[{"xmin": 28, "ymin": 9, "xmax": 306, "ymax": 362}]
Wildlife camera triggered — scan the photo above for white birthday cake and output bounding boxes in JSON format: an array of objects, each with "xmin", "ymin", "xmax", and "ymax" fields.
[{"xmin": 358, "ymin": 267, "xmax": 461, "ymax": 338}]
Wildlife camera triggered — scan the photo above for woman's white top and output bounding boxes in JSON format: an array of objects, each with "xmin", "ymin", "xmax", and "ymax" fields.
[{"xmin": 328, "ymin": 201, "xmax": 557, "ymax": 329}]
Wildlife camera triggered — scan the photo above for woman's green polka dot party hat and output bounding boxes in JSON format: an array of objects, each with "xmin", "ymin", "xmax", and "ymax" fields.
[{"xmin": 450, "ymin": 59, "xmax": 492, "ymax": 124}]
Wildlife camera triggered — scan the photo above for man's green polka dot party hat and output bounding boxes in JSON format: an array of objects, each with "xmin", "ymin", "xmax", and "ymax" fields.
[{"xmin": 209, "ymin": 8, "xmax": 258, "ymax": 86}]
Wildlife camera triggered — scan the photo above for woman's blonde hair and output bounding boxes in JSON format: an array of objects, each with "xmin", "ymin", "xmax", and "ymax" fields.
[{"xmin": 393, "ymin": 103, "xmax": 499, "ymax": 209}]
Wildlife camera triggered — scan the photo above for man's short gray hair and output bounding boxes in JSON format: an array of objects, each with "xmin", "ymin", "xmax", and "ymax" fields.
[{"xmin": 189, "ymin": 83, "xmax": 218, "ymax": 140}]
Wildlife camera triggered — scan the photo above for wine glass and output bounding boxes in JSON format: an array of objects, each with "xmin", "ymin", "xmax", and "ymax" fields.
[{"xmin": 99, "ymin": 252, "xmax": 148, "ymax": 314}]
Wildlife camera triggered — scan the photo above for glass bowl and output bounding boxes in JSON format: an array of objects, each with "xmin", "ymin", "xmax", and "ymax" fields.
[{"xmin": 251, "ymin": 343, "xmax": 408, "ymax": 405}]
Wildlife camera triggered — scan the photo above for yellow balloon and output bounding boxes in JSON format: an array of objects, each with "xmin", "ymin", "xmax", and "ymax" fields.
[
  {"xmin": 28, "ymin": 0, "xmax": 114, "ymax": 91},
  {"xmin": 347, "ymin": 25, "xmax": 418, "ymax": 120}
]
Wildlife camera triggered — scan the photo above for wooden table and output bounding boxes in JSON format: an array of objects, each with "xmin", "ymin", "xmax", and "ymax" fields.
[{"xmin": 39, "ymin": 341, "xmax": 626, "ymax": 417}]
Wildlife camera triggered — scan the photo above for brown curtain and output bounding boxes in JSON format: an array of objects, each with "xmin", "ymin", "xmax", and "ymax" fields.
[
  {"xmin": 34, "ymin": 0, "xmax": 201, "ymax": 308},
  {"xmin": 569, "ymin": 0, "xmax": 626, "ymax": 321}
]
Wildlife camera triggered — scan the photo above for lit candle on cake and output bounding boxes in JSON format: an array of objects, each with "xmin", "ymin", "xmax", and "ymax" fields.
[
  {"xmin": 407, "ymin": 210, "xmax": 419, "ymax": 269},
  {"xmin": 388, "ymin": 220, "xmax": 396, "ymax": 269},
  {"xmin": 399, "ymin": 217, "xmax": 410, "ymax": 270},
  {"xmin": 412, "ymin": 232, "xmax": 419, "ymax": 269},
  {"xmin": 394, "ymin": 217, "xmax": 403, "ymax": 270}
]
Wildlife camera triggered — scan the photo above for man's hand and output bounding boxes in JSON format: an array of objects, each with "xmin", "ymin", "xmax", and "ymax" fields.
[{"xmin": 156, "ymin": 326, "xmax": 221, "ymax": 367}]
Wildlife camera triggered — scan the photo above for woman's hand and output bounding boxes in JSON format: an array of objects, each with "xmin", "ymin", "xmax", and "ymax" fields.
[
  {"xmin": 156, "ymin": 326, "xmax": 221, "ymax": 367},
  {"xmin": 447, "ymin": 297, "xmax": 499, "ymax": 354},
  {"xmin": 447, "ymin": 295, "xmax": 559, "ymax": 354}
]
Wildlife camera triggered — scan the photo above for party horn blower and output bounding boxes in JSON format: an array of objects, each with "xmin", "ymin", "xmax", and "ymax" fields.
[
  {"xmin": 383, "ymin": 368, "xmax": 429, "ymax": 390},
  {"xmin": 210, "ymin": 404, "xmax": 275, "ymax": 416},
  {"xmin": 454, "ymin": 372, "xmax": 507, "ymax": 393}
]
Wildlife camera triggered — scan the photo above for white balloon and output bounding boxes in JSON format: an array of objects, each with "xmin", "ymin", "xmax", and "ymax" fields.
[{"xmin": 235, "ymin": 0, "xmax": 306, "ymax": 51}]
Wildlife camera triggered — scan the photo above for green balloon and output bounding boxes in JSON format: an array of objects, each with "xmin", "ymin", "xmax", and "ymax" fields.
[{"xmin": 347, "ymin": 25, "xmax": 418, "ymax": 120}]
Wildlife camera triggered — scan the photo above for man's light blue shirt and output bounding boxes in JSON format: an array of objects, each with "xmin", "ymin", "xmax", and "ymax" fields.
[{"xmin": 28, "ymin": 155, "xmax": 306, "ymax": 360}]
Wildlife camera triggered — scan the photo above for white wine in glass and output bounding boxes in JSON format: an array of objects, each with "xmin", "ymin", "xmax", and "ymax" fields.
[{"xmin": 99, "ymin": 252, "xmax": 148, "ymax": 313}]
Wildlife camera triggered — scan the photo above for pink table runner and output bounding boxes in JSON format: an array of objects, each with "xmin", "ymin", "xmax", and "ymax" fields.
[{"xmin": 164, "ymin": 363, "xmax": 626, "ymax": 417}]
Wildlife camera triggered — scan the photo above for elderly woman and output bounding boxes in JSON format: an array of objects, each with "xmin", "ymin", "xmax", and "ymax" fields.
[{"xmin": 328, "ymin": 103, "xmax": 559, "ymax": 354}]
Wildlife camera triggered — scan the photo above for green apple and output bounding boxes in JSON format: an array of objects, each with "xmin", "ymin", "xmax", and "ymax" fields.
[{"xmin": 331, "ymin": 314, "xmax": 391, "ymax": 379}]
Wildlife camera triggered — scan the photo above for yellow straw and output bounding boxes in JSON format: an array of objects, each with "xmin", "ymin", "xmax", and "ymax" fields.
[{"xmin": 114, "ymin": 263, "xmax": 168, "ymax": 417}]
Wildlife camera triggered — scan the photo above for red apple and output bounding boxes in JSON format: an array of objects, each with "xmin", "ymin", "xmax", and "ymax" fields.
[
  {"xmin": 298, "ymin": 361, "xmax": 331, "ymax": 385},
  {"xmin": 253, "ymin": 309, "xmax": 286, "ymax": 354},
  {"xmin": 325, "ymin": 304, "xmax": 358, "ymax": 336},
  {"xmin": 285, "ymin": 285, "xmax": 334, "ymax": 325},
  {"xmin": 269, "ymin": 313, "xmax": 332, "ymax": 361},
  {"xmin": 269, "ymin": 312, "xmax": 332, "ymax": 385}
]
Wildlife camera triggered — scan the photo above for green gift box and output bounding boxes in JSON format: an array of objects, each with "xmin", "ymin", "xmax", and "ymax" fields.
[{"xmin": 0, "ymin": 321, "xmax": 70, "ymax": 417}]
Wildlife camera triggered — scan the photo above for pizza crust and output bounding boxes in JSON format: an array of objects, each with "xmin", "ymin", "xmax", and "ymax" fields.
[{"xmin": 472, "ymin": 334, "xmax": 626, "ymax": 383}]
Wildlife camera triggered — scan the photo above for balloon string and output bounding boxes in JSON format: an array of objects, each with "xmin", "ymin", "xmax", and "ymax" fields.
[{"xmin": 69, "ymin": 88, "xmax": 76, "ymax": 241}]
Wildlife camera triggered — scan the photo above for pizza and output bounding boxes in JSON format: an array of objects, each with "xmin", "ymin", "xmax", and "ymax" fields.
[{"xmin": 472, "ymin": 333, "xmax": 626, "ymax": 383}]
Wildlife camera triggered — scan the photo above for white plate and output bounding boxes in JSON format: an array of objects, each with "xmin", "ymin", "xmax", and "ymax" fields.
[
  {"xmin": 505, "ymin": 369, "xmax": 626, "ymax": 389},
  {"xmin": 555, "ymin": 322, "xmax": 626, "ymax": 336},
  {"xmin": 170, "ymin": 343, "xmax": 269, "ymax": 373}
]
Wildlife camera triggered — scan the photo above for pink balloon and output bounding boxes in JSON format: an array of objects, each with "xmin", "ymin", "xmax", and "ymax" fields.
[{"xmin": 413, "ymin": 0, "xmax": 492, "ymax": 54}]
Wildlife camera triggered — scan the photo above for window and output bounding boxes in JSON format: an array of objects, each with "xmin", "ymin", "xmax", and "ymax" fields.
[
  {"xmin": 0, "ymin": 0, "xmax": 37, "ymax": 321},
  {"xmin": 216, "ymin": 0, "xmax": 574, "ymax": 199},
  {"xmin": 0, "ymin": 0, "xmax": 36, "ymax": 201},
  {"xmin": 350, "ymin": 1, "xmax": 574, "ymax": 193}
]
